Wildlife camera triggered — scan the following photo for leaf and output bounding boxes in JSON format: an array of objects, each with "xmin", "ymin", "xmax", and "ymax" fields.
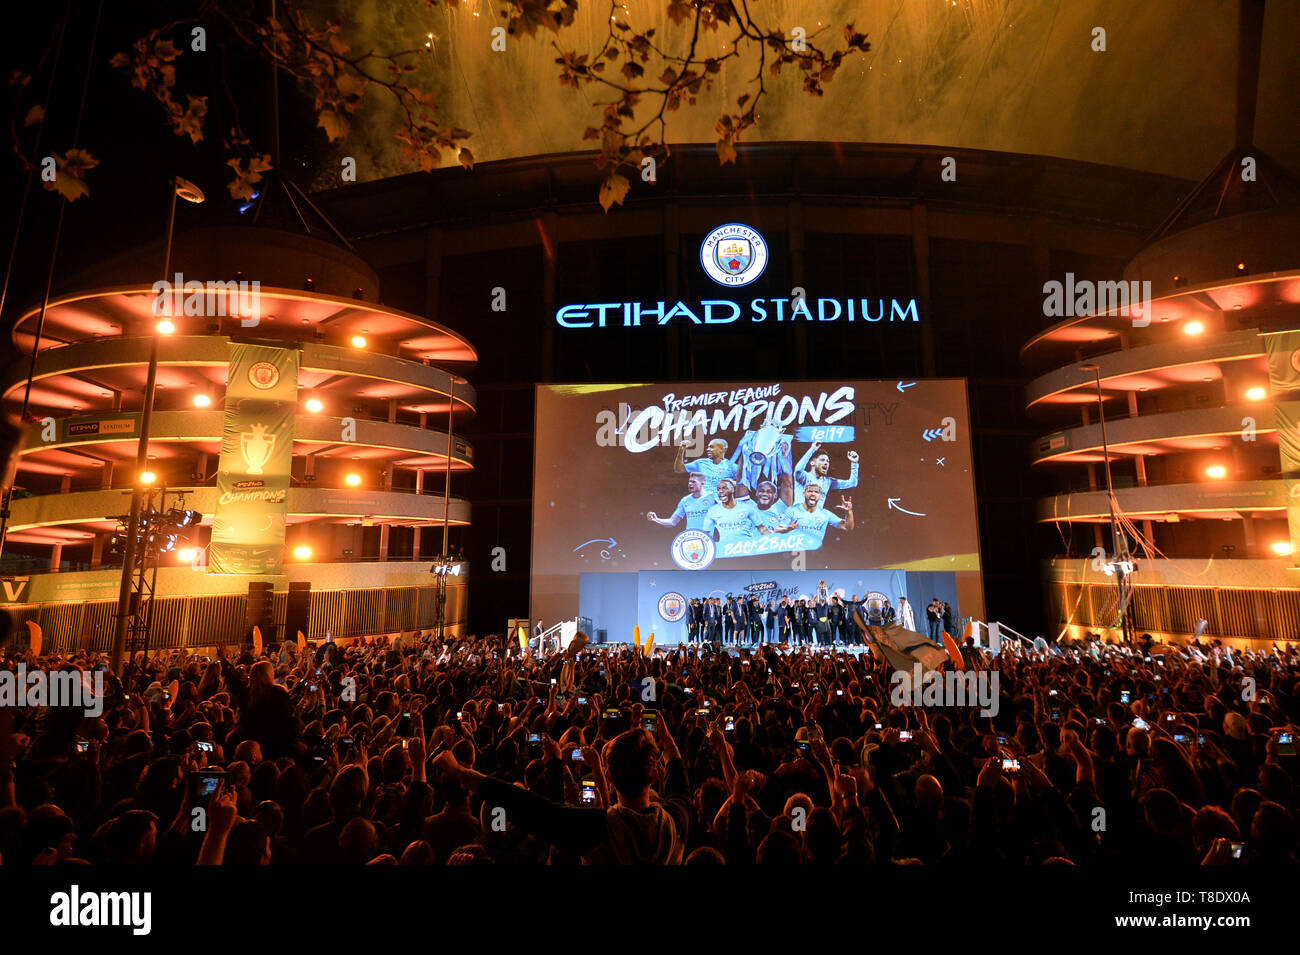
[
  {"xmin": 44, "ymin": 149, "xmax": 100, "ymax": 202},
  {"xmin": 153, "ymin": 38, "xmax": 180, "ymax": 61},
  {"xmin": 716, "ymin": 137, "xmax": 737, "ymax": 166},
  {"xmin": 226, "ymin": 153, "xmax": 274, "ymax": 202},
  {"xmin": 601, "ymin": 126, "xmax": 624, "ymax": 156},
  {"xmin": 109, "ymin": 52, "xmax": 129, "ymax": 70},
  {"xmin": 457, "ymin": 146, "xmax": 474, "ymax": 169},
  {"xmin": 335, "ymin": 70, "xmax": 367, "ymax": 99},
  {"xmin": 173, "ymin": 95, "xmax": 207, "ymax": 143},
  {"xmin": 23, "ymin": 104, "xmax": 44, "ymax": 127},
  {"xmin": 598, "ymin": 171, "xmax": 630, "ymax": 212},
  {"xmin": 621, "ymin": 61, "xmax": 644, "ymax": 80},
  {"xmin": 317, "ymin": 108, "xmax": 348, "ymax": 141},
  {"xmin": 667, "ymin": 1, "xmax": 693, "ymax": 25},
  {"xmin": 582, "ymin": 126, "xmax": 600, "ymax": 140}
]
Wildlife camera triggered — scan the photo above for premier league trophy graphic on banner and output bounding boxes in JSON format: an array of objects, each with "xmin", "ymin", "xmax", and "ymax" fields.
[{"xmin": 240, "ymin": 423, "xmax": 275, "ymax": 476}]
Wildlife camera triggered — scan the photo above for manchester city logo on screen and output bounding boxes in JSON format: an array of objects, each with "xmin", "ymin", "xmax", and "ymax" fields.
[
  {"xmin": 670, "ymin": 529, "xmax": 716, "ymax": 570},
  {"xmin": 700, "ymin": 223, "xmax": 768, "ymax": 287}
]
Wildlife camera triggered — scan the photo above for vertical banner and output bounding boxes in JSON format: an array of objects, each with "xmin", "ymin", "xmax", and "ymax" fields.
[
  {"xmin": 1263, "ymin": 331, "xmax": 1300, "ymax": 560},
  {"xmin": 208, "ymin": 343, "xmax": 299, "ymax": 575}
]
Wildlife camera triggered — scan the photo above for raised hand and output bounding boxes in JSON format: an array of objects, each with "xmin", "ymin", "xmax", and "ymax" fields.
[{"xmin": 209, "ymin": 786, "xmax": 238, "ymax": 834}]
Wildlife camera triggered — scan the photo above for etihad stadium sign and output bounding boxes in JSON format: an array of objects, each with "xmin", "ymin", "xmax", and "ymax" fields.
[
  {"xmin": 556, "ymin": 222, "xmax": 918, "ymax": 328},
  {"xmin": 555, "ymin": 296, "xmax": 919, "ymax": 328}
]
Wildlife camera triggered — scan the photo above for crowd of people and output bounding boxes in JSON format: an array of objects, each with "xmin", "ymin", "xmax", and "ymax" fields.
[{"xmin": 0, "ymin": 624, "xmax": 1296, "ymax": 865}]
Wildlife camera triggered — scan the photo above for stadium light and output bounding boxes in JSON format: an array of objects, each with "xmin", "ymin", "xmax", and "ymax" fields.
[
  {"xmin": 1184, "ymin": 320, "xmax": 1205, "ymax": 336},
  {"xmin": 192, "ymin": 393, "xmax": 211, "ymax": 407},
  {"xmin": 176, "ymin": 547, "xmax": 196, "ymax": 562},
  {"xmin": 140, "ymin": 471, "xmax": 157, "ymax": 485},
  {"xmin": 305, "ymin": 397, "xmax": 324, "ymax": 413},
  {"xmin": 351, "ymin": 335, "xmax": 367, "ymax": 349},
  {"xmin": 345, "ymin": 472, "xmax": 362, "ymax": 487},
  {"xmin": 293, "ymin": 545, "xmax": 313, "ymax": 560},
  {"xmin": 1245, "ymin": 386, "xmax": 1267, "ymax": 401},
  {"xmin": 1271, "ymin": 541, "xmax": 1292, "ymax": 557},
  {"xmin": 113, "ymin": 175, "xmax": 207, "ymax": 671},
  {"xmin": 1206, "ymin": 465, "xmax": 1227, "ymax": 479}
]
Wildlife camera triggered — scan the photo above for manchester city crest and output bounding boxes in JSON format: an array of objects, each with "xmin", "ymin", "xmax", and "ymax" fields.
[
  {"xmin": 658, "ymin": 592, "xmax": 688, "ymax": 622},
  {"xmin": 700, "ymin": 223, "xmax": 768, "ymax": 287},
  {"xmin": 670, "ymin": 529, "xmax": 716, "ymax": 570}
]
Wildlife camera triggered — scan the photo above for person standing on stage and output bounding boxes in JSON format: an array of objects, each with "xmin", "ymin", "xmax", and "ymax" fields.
[
  {"xmin": 776, "ymin": 598, "xmax": 791, "ymax": 643},
  {"xmin": 724, "ymin": 594, "xmax": 740, "ymax": 645},
  {"xmin": 764, "ymin": 600, "xmax": 777, "ymax": 644},
  {"xmin": 828, "ymin": 596, "xmax": 844, "ymax": 647},
  {"xmin": 897, "ymin": 597, "xmax": 915, "ymax": 632},
  {"xmin": 794, "ymin": 599, "xmax": 811, "ymax": 647},
  {"xmin": 813, "ymin": 594, "xmax": 831, "ymax": 647},
  {"xmin": 748, "ymin": 596, "xmax": 763, "ymax": 643},
  {"xmin": 881, "ymin": 599, "xmax": 897, "ymax": 628},
  {"xmin": 687, "ymin": 598, "xmax": 701, "ymax": 643},
  {"xmin": 927, "ymin": 599, "xmax": 943, "ymax": 642},
  {"xmin": 941, "ymin": 601, "xmax": 955, "ymax": 638}
]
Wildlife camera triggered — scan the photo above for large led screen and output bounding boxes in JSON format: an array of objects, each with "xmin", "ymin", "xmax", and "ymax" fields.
[{"xmin": 531, "ymin": 379, "xmax": 984, "ymax": 640}]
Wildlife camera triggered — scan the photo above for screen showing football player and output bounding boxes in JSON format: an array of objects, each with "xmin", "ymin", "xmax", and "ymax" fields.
[
  {"xmin": 795, "ymin": 441, "xmax": 859, "ymax": 509},
  {"xmin": 734, "ymin": 428, "xmax": 794, "ymax": 506},
  {"xmin": 647, "ymin": 472, "xmax": 712, "ymax": 529},
  {"xmin": 751, "ymin": 479, "xmax": 789, "ymax": 530},
  {"xmin": 775, "ymin": 484, "xmax": 854, "ymax": 546},
  {"xmin": 676, "ymin": 437, "xmax": 738, "ymax": 498},
  {"xmin": 701, "ymin": 479, "xmax": 771, "ymax": 545}
]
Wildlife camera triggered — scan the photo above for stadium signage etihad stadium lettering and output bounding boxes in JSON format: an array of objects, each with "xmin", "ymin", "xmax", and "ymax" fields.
[{"xmin": 555, "ymin": 297, "xmax": 920, "ymax": 328}]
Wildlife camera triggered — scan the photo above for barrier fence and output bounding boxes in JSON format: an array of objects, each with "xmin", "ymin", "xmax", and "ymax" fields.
[{"xmin": 1048, "ymin": 582, "xmax": 1300, "ymax": 642}]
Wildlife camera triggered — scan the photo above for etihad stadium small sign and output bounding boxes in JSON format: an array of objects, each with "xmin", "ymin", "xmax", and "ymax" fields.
[{"xmin": 556, "ymin": 223, "xmax": 919, "ymax": 328}]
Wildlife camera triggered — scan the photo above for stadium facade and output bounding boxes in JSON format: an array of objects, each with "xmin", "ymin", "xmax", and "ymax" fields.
[
  {"xmin": 1025, "ymin": 151, "xmax": 1300, "ymax": 645},
  {"xmin": 312, "ymin": 142, "xmax": 1196, "ymax": 638},
  {"xmin": 1, "ymin": 182, "xmax": 475, "ymax": 650}
]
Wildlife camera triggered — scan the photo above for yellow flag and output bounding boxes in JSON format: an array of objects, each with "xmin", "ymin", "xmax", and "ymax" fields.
[
  {"xmin": 518, "ymin": 627, "xmax": 527, "ymax": 649},
  {"xmin": 297, "ymin": 629, "xmax": 306, "ymax": 650},
  {"xmin": 252, "ymin": 625, "xmax": 263, "ymax": 655},
  {"xmin": 26, "ymin": 619, "xmax": 42, "ymax": 657},
  {"xmin": 644, "ymin": 634, "xmax": 655, "ymax": 656},
  {"xmin": 633, "ymin": 625, "xmax": 641, "ymax": 651}
]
